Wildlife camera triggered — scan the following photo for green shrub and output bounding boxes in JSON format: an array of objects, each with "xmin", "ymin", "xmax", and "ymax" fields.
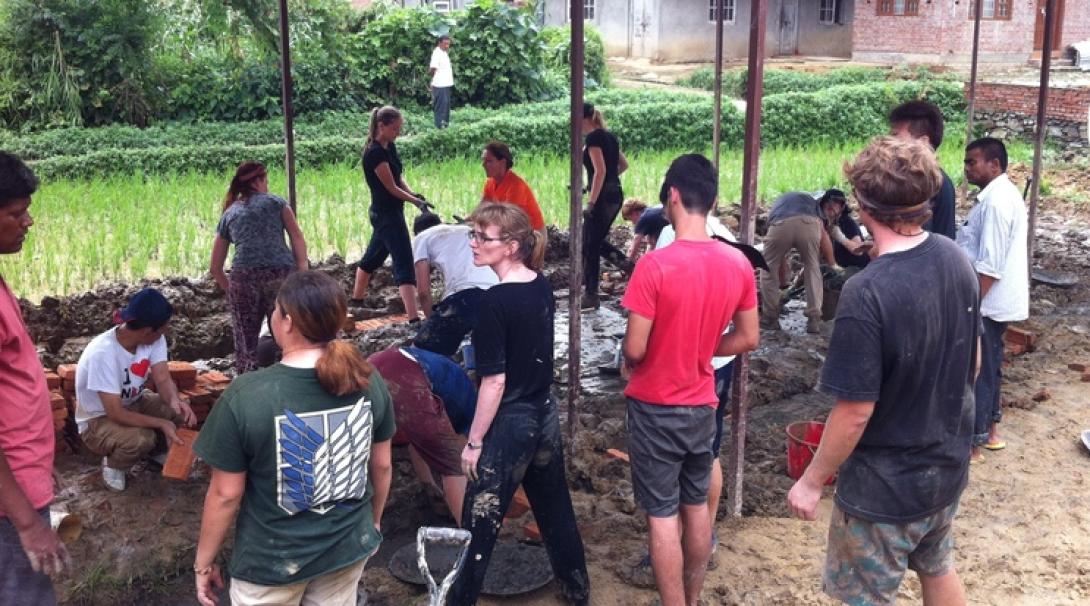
[
  {"xmin": 676, "ymin": 67, "xmax": 717, "ymax": 91},
  {"xmin": 678, "ymin": 67, "xmax": 891, "ymax": 97},
  {"xmin": 540, "ymin": 24, "xmax": 610, "ymax": 88}
]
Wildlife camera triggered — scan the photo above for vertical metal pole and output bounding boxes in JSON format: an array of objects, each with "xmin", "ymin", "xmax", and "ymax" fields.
[
  {"xmin": 965, "ymin": 0, "xmax": 983, "ymax": 143},
  {"xmin": 1028, "ymin": 0, "xmax": 1056, "ymax": 267},
  {"xmin": 277, "ymin": 0, "xmax": 297, "ymax": 213},
  {"xmin": 727, "ymin": 0, "xmax": 766, "ymax": 519},
  {"xmin": 712, "ymin": 0, "xmax": 725, "ymax": 171},
  {"xmin": 567, "ymin": 4, "xmax": 586, "ymax": 448}
]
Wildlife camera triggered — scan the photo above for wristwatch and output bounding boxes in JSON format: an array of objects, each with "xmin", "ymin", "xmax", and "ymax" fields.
[{"xmin": 466, "ymin": 441, "xmax": 483, "ymax": 450}]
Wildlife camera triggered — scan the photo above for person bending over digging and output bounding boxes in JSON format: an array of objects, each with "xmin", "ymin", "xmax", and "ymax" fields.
[
  {"xmin": 787, "ymin": 136, "xmax": 978, "ymax": 606},
  {"xmin": 480, "ymin": 140, "xmax": 548, "ymax": 268},
  {"xmin": 410, "ymin": 211, "xmax": 498, "ymax": 357},
  {"xmin": 621, "ymin": 198, "xmax": 668, "ymax": 262},
  {"xmin": 74, "ymin": 288, "xmax": 196, "ymax": 492},
  {"xmin": 622, "ymin": 154, "xmax": 759, "ymax": 606},
  {"xmin": 369, "ymin": 345, "xmax": 477, "ymax": 523}
]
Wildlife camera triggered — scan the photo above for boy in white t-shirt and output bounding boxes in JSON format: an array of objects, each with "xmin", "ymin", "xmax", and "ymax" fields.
[
  {"xmin": 411, "ymin": 212, "xmax": 498, "ymax": 356},
  {"xmin": 74, "ymin": 288, "xmax": 195, "ymax": 491},
  {"xmin": 429, "ymin": 35, "xmax": 454, "ymax": 128}
]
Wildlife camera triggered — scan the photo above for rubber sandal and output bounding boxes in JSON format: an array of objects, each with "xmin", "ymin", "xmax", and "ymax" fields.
[
  {"xmin": 969, "ymin": 453, "xmax": 985, "ymax": 465},
  {"xmin": 983, "ymin": 440, "xmax": 1006, "ymax": 451}
]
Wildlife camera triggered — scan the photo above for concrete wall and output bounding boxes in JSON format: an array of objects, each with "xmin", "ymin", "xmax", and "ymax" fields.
[
  {"xmin": 969, "ymin": 82, "xmax": 1089, "ymax": 148},
  {"xmin": 853, "ymin": 0, "xmax": 1036, "ymax": 64},
  {"xmin": 796, "ymin": 0, "xmax": 853, "ymax": 57}
]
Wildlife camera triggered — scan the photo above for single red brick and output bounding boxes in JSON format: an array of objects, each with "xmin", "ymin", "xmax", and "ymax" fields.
[{"xmin": 57, "ymin": 364, "xmax": 77, "ymax": 381}]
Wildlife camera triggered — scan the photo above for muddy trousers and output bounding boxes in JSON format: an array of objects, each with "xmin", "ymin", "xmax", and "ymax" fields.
[
  {"xmin": 81, "ymin": 393, "xmax": 184, "ymax": 470},
  {"xmin": 0, "ymin": 508, "xmax": 56, "ymax": 606},
  {"xmin": 450, "ymin": 399, "xmax": 590, "ymax": 605},
  {"xmin": 582, "ymin": 185, "xmax": 623, "ymax": 297},
  {"xmin": 229, "ymin": 265, "xmax": 292, "ymax": 374},
  {"xmin": 760, "ymin": 215, "xmax": 823, "ymax": 322}
]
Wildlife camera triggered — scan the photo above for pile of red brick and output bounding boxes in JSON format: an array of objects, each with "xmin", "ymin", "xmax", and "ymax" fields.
[{"xmin": 1004, "ymin": 327, "xmax": 1037, "ymax": 357}]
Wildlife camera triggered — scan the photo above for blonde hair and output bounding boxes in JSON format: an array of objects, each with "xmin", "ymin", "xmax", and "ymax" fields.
[
  {"xmin": 366, "ymin": 106, "xmax": 401, "ymax": 147},
  {"xmin": 468, "ymin": 202, "xmax": 538, "ymax": 269},
  {"xmin": 844, "ymin": 136, "xmax": 941, "ymax": 229},
  {"xmin": 621, "ymin": 198, "xmax": 647, "ymax": 219}
]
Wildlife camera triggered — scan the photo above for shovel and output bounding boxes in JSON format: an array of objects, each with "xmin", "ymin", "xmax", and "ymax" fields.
[{"xmin": 417, "ymin": 526, "xmax": 472, "ymax": 606}]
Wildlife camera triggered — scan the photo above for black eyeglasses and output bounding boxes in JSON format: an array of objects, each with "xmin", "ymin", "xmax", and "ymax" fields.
[{"xmin": 467, "ymin": 230, "xmax": 507, "ymax": 243}]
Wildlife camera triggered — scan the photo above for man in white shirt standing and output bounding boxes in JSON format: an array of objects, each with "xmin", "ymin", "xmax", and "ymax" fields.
[
  {"xmin": 429, "ymin": 35, "xmax": 454, "ymax": 129},
  {"xmin": 411, "ymin": 212, "xmax": 498, "ymax": 356},
  {"xmin": 958, "ymin": 137, "xmax": 1029, "ymax": 463}
]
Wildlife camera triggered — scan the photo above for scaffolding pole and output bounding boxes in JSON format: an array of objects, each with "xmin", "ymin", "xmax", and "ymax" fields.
[
  {"xmin": 567, "ymin": 6, "xmax": 585, "ymax": 448},
  {"xmin": 964, "ymin": 0, "xmax": 983, "ymax": 144},
  {"xmin": 712, "ymin": 0, "xmax": 725, "ymax": 171},
  {"xmin": 1028, "ymin": 0, "xmax": 1057, "ymax": 266},
  {"xmin": 276, "ymin": 0, "xmax": 297, "ymax": 213}
]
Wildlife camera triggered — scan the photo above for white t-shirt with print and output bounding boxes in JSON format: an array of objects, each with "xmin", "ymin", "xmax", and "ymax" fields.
[
  {"xmin": 74, "ymin": 327, "xmax": 168, "ymax": 432},
  {"xmin": 430, "ymin": 47, "xmax": 454, "ymax": 88},
  {"xmin": 412, "ymin": 224, "xmax": 498, "ymax": 300}
]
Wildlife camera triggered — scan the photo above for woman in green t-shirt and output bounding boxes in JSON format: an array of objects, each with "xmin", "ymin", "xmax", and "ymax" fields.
[{"xmin": 192, "ymin": 271, "xmax": 396, "ymax": 606}]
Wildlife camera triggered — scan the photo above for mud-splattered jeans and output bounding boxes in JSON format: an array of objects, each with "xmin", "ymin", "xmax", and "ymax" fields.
[
  {"xmin": 229, "ymin": 265, "xmax": 292, "ymax": 374},
  {"xmin": 450, "ymin": 398, "xmax": 590, "ymax": 605}
]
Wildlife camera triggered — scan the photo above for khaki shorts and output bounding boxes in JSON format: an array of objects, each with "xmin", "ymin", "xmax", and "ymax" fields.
[
  {"xmin": 229, "ymin": 557, "xmax": 368, "ymax": 606},
  {"xmin": 823, "ymin": 500, "xmax": 959, "ymax": 606}
]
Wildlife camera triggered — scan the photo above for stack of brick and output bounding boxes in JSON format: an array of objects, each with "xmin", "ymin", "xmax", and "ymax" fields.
[
  {"xmin": 1004, "ymin": 327, "xmax": 1037, "ymax": 357},
  {"xmin": 46, "ymin": 368, "xmax": 70, "ymax": 453},
  {"xmin": 180, "ymin": 367, "xmax": 232, "ymax": 427}
]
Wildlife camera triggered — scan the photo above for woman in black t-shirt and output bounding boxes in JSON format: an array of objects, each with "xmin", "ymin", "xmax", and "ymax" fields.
[
  {"xmin": 581, "ymin": 103, "xmax": 628, "ymax": 310},
  {"xmin": 351, "ymin": 106, "xmax": 427, "ymax": 320},
  {"xmin": 449, "ymin": 203, "xmax": 589, "ymax": 606}
]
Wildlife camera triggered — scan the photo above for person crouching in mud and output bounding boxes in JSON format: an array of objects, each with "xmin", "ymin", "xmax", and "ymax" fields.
[{"xmin": 449, "ymin": 203, "xmax": 590, "ymax": 605}]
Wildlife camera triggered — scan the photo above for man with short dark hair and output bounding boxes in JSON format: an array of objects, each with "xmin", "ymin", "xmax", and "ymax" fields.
[
  {"xmin": 429, "ymin": 35, "xmax": 454, "ymax": 128},
  {"xmin": 0, "ymin": 151, "xmax": 68, "ymax": 604},
  {"xmin": 890, "ymin": 100, "xmax": 957, "ymax": 239},
  {"xmin": 788, "ymin": 136, "xmax": 977, "ymax": 606},
  {"xmin": 75, "ymin": 288, "xmax": 196, "ymax": 491},
  {"xmin": 411, "ymin": 212, "xmax": 498, "ymax": 356},
  {"xmin": 622, "ymin": 153, "xmax": 759, "ymax": 606},
  {"xmin": 958, "ymin": 136, "xmax": 1028, "ymax": 462}
]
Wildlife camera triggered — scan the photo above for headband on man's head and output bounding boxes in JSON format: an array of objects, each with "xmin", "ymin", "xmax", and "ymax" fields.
[{"xmin": 853, "ymin": 190, "xmax": 932, "ymax": 223}]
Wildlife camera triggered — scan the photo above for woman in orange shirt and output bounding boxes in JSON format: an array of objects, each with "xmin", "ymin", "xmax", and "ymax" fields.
[{"xmin": 480, "ymin": 141, "xmax": 547, "ymax": 268}]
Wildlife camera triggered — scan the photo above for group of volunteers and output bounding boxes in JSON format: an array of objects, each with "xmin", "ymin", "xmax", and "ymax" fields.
[{"xmin": 0, "ymin": 82, "xmax": 1029, "ymax": 606}]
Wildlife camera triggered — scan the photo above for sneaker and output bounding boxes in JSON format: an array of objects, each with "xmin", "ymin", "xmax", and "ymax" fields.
[
  {"xmin": 102, "ymin": 458, "xmax": 127, "ymax": 491},
  {"xmin": 806, "ymin": 317, "xmax": 822, "ymax": 334}
]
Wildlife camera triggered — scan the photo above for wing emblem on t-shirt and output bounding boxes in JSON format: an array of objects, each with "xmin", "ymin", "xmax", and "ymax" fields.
[{"xmin": 275, "ymin": 397, "xmax": 373, "ymax": 515}]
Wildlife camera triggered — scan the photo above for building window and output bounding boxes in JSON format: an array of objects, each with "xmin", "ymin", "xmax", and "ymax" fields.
[
  {"xmin": 968, "ymin": 0, "xmax": 1012, "ymax": 20},
  {"xmin": 432, "ymin": 0, "xmax": 451, "ymax": 12},
  {"xmin": 708, "ymin": 0, "xmax": 736, "ymax": 23},
  {"xmin": 566, "ymin": 0, "xmax": 594, "ymax": 20},
  {"xmin": 818, "ymin": 0, "xmax": 840, "ymax": 24},
  {"xmin": 877, "ymin": 0, "xmax": 919, "ymax": 16}
]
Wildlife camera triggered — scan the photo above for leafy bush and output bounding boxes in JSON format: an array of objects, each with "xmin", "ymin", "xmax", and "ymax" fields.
[
  {"xmin": 676, "ymin": 67, "xmax": 717, "ymax": 91},
  {"xmin": 678, "ymin": 67, "xmax": 890, "ymax": 97},
  {"xmin": 540, "ymin": 24, "xmax": 610, "ymax": 88}
]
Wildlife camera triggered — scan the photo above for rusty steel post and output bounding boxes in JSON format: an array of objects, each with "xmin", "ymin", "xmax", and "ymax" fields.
[
  {"xmin": 727, "ymin": 0, "xmax": 767, "ymax": 519},
  {"xmin": 712, "ymin": 0, "xmax": 725, "ymax": 171},
  {"xmin": 567, "ymin": 4, "xmax": 585, "ymax": 449},
  {"xmin": 1027, "ymin": 0, "xmax": 1057, "ymax": 270},
  {"xmin": 965, "ymin": 0, "xmax": 983, "ymax": 144},
  {"xmin": 277, "ymin": 0, "xmax": 297, "ymax": 213}
]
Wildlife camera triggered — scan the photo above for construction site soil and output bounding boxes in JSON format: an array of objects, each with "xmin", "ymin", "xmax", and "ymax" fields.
[{"xmin": 24, "ymin": 165, "xmax": 1090, "ymax": 605}]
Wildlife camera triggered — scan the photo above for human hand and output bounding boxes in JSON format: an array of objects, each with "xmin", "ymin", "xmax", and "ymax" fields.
[
  {"xmin": 461, "ymin": 445, "xmax": 482, "ymax": 482},
  {"xmin": 159, "ymin": 420, "xmax": 183, "ymax": 445},
  {"xmin": 852, "ymin": 242, "xmax": 874, "ymax": 256},
  {"xmin": 195, "ymin": 563, "xmax": 225, "ymax": 606},
  {"xmin": 786, "ymin": 477, "xmax": 822, "ymax": 521},
  {"xmin": 172, "ymin": 398, "xmax": 197, "ymax": 428},
  {"xmin": 18, "ymin": 517, "xmax": 70, "ymax": 576}
]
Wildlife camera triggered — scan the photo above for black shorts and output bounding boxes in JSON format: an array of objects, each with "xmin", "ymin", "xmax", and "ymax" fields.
[
  {"xmin": 359, "ymin": 215, "xmax": 415, "ymax": 286},
  {"xmin": 626, "ymin": 398, "xmax": 716, "ymax": 517}
]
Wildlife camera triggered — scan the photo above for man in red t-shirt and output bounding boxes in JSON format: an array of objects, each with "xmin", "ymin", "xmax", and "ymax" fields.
[
  {"xmin": 0, "ymin": 152, "xmax": 68, "ymax": 604},
  {"xmin": 622, "ymin": 154, "xmax": 759, "ymax": 606}
]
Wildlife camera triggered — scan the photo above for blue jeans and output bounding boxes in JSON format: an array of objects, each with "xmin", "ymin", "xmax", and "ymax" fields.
[
  {"xmin": 412, "ymin": 288, "xmax": 485, "ymax": 357},
  {"xmin": 451, "ymin": 398, "xmax": 589, "ymax": 605},
  {"xmin": 973, "ymin": 317, "xmax": 1006, "ymax": 445},
  {"xmin": 433, "ymin": 86, "xmax": 451, "ymax": 128},
  {"xmin": 1, "ymin": 508, "xmax": 57, "ymax": 606},
  {"xmin": 711, "ymin": 361, "xmax": 736, "ymax": 455}
]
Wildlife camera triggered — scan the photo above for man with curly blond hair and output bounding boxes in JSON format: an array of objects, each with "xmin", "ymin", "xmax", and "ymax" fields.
[{"xmin": 787, "ymin": 137, "xmax": 978, "ymax": 606}]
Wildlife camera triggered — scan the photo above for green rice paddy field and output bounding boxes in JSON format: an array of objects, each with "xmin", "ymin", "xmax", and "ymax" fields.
[{"xmin": 1, "ymin": 138, "xmax": 1028, "ymax": 300}]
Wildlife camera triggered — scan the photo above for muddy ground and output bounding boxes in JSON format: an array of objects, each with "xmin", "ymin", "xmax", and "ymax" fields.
[{"xmin": 25, "ymin": 163, "xmax": 1090, "ymax": 605}]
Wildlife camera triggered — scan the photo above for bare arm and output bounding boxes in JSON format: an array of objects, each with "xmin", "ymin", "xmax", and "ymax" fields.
[
  {"xmin": 627, "ymin": 234, "xmax": 647, "ymax": 261},
  {"xmin": 715, "ymin": 307, "xmax": 760, "ymax": 357},
  {"xmin": 618, "ymin": 150, "xmax": 629, "ymax": 175},
  {"xmin": 820, "ymin": 229, "xmax": 838, "ymax": 266},
  {"xmin": 210, "ymin": 236, "xmax": 230, "ymax": 293},
  {"xmin": 623, "ymin": 311, "xmax": 653, "ymax": 367},
  {"xmin": 0, "ymin": 450, "xmax": 67, "ymax": 575},
  {"xmin": 978, "ymin": 274, "xmax": 997, "ymax": 299},
  {"xmin": 374, "ymin": 162, "xmax": 422, "ymax": 205},
  {"xmin": 150, "ymin": 361, "xmax": 194, "ymax": 427},
  {"xmin": 586, "ymin": 146, "xmax": 607, "ymax": 207},
  {"xmin": 369, "ymin": 440, "xmax": 393, "ymax": 529},
  {"xmin": 194, "ymin": 468, "xmax": 245, "ymax": 605},
  {"xmin": 281, "ymin": 206, "xmax": 309, "ymax": 271},
  {"xmin": 461, "ymin": 373, "xmax": 505, "ymax": 481},
  {"xmin": 787, "ymin": 400, "xmax": 875, "ymax": 520},
  {"xmin": 415, "ymin": 260, "xmax": 434, "ymax": 317}
]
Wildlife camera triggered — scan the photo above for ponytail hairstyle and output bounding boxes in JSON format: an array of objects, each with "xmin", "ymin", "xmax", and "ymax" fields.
[
  {"xmin": 223, "ymin": 161, "xmax": 267, "ymax": 212},
  {"xmin": 365, "ymin": 106, "xmax": 402, "ymax": 147},
  {"xmin": 582, "ymin": 103, "xmax": 606, "ymax": 129},
  {"xmin": 468, "ymin": 202, "xmax": 538, "ymax": 270},
  {"xmin": 276, "ymin": 271, "xmax": 373, "ymax": 396}
]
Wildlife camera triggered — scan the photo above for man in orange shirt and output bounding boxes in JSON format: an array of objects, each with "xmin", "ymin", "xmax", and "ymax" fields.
[{"xmin": 480, "ymin": 141, "xmax": 547, "ymax": 267}]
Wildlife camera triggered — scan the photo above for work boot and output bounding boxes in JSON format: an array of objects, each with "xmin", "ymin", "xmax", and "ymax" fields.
[
  {"xmin": 806, "ymin": 317, "xmax": 822, "ymax": 334},
  {"xmin": 760, "ymin": 316, "xmax": 781, "ymax": 331},
  {"xmin": 102, "ymin": 457, "xmax": 126, "ymax": 491},
  {"xmin": 580, "ymin": 293, "xmax": 600, "ymax": 310}
]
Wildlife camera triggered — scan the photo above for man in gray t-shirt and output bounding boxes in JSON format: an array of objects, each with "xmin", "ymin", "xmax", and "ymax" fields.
[{"xmin": 760, "ymin": 192, "xmax": 831, "ymax": 333}]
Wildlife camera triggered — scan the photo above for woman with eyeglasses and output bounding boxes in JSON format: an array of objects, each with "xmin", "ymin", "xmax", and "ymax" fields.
[
  {"xmin": 449, "ymin": 203, "xmax": 589, "ymax": 606},
  {"xmin": 211, "ymin": 161, "xmax": 309, "ymax": 373}
]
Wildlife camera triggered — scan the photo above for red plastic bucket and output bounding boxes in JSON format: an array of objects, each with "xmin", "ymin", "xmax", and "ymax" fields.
[{"xmin": 785, "ymin": 421, "xmax": 835, "ymax": 485}]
